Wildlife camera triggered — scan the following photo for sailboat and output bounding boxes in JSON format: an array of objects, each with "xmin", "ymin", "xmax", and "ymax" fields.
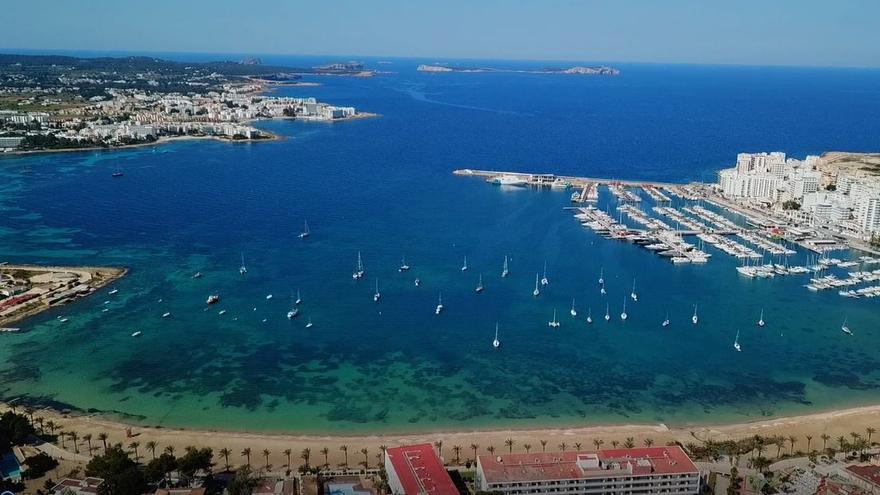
[
  {"xmin": 373, "ymin": 278, "xmax": 381, "ymax": 302},
  {"xmin": 662, "ymin": 313, "xmax": 670, "ymax": 327},
  {"xmin": 305, "ymin": 318, "xmax": 313, "ymax": 328},
  {"xmin": 435, "ymin": 291, "xmax": 444, "ymax": 314},
  {"xmin": 548, "ymin": 308, "xmax": 560, "ymax": 328},
  {"xmin": 299, "ymin": 220, "xmax": 310, "ymax": 239},
  {"xmin": 352, "ymin": 251, "xmax": 365, "ymax": 279},
  {"xmin": 541, "ymin": 261, "xmax": 549, "ymax": 286},
  {"xmin": 757, "ymin": 308, "xmax": 765, "ymax": 327},
  {"xmin": 598, "ymin": 267, "xmax": 604, "ymax": 285},
  {"xmin": 692, "ymin": 304, "xmax": 699, "ymax": 325},
  {"xmin": 604, "ymin": 303, "xmax": 610, "ymax": 322},
  {"xmin": 600, "ymin": 283, "xmax": 606, "ymax": 295},
  {"xmin": 492, "ymin": 323, "xmax": 501, "ymax": 349},
  {"xmin": 399, "ymin": 256, "xmax": 410, "ymax": 272},
  {"xmin": 841, "ymin": 317, "xmax": 852, "ymax": 335},
  {"xmin": 533, "ymin": 273, "xmax": 540, "ymax": 297},
  {"xmin": 296, "ymin": 290, "xmax": 302, "ymax": 305},
  {"xmin": 414, "ymin": 277, "xmax": 421, "ymax": 287},
  {"xmin": 475, "ymin": 274, "xmax": 484, "ymax": 293},
  {"xmin": 287, "ymin": 292, "xmax": 299, "ymax": 319},
  {"xmin": 461, "ymin": 256, "xmax": 468, "ymax": 271},
  {"xmin": 630, "ymin": 278, "xmax": 638, "ymax": 302},
  {"xmin": 620, "ymin": 297, "xmax": 628, "ymax": 321},
  {"xmin": 586, "ymin": 307, "xmax": 593, "ymax": 324},
  {"xmin": 733, "ymin": 330, "xmax": 742, "ymax": 352},
  {"xmin": 570, "ymin": 298, "xmax": 577, "ymax": 317},
  {"xmin": 501, "ymin": 256, "xmax": 509, "ymax": 278},
  {"xmin": 239, "ymin": 253, "xmax": 248, "ymax": 275}
]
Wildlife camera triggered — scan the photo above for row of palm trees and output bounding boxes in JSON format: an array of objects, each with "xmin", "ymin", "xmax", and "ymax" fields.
[
  {"xmin": 430, "ymin": 436, "xmax": 657, "ymax": 465},
  {"xmin": 684, "ymin": 428, "xmax": 878, "ymax": 464},
  {"xmin": 213, "ymin": 445, "xmax": 388, "ymax": 472}
]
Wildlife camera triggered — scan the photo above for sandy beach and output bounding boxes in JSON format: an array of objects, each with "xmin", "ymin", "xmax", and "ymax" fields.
[{"xmin": 4, "ymin": 403, "xmax": 878, "ymax": 470}]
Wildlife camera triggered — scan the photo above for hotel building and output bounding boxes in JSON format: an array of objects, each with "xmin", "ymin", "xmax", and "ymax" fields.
[{"xmin": 384, "ymin": 443, "xmax": 459, "ymax": 495}]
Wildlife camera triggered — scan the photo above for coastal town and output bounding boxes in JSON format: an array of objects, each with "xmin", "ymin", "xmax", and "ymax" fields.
[{"xmin": 0, "ymin": 54, "xmax": 370, "ymax": 153}]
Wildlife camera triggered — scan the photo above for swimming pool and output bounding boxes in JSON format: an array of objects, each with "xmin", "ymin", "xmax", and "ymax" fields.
[{"xmin": 0, "ymin": 452, "xmax": 21, "ymax": 482}]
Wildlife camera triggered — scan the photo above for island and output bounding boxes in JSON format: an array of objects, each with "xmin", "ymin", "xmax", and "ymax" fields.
[
  {"xmin": 0, "ymin": 54, "xmax": 375, "ymax": 154},
  {"xmin": 0, "ymin": 264, "xmax": 127, "ymax": 330},
  {"xmin": 417, "ymin": 63, "xmax": 620, "ymax": 75}
]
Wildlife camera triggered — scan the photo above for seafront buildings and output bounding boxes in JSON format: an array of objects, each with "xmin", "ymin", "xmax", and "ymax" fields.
[
  {"xmin": 384, "ymin": 443, "xmax": 458, "ymax": 495},
  {"xmin": 475, "ymin": 446, "xmax": 700, "ymax": 494}
]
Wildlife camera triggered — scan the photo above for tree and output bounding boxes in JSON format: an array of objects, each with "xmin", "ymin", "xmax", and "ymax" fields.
[
  {"xmin": 83, "ymin": 434, "xmax": 94, "ymax": 455},
  {"xmin": 85, "ymin": 445, "xmax": 147, "ymax": 495},
  {"xmin": 624, "ymin": 437, "xmax": 635, "ymax": 449},
  {"xmin": 470, "ymin": 443, "xmax": 480, "ymax": 461},
  {"xmin": 434, "ymin": 440, "xmax": 443, "ymax": 459},
  {"xmin": 262, "ymin": 449, "xmax": 271, "ymax": 470},
  {"xmin": 227, "ymin": 465, "xmax": 257, "ymax": 495},
  {"xmin": 540, "ymin": 440, "xmax": 548, "ymax": 452},
  {"xmin": 558, "ymin": 442, "xmax": 567, "ymax": 452},
  {"xmin": 128, "ymin": 441, "xmax": 140, "ymax": 462},
  {"xmin": 360, "ymin": 447, "xmax": 369, "ymax": 469},
  {"xmin": 523, "ymin": 443, "xmax": 531, "ymax": 454},
  {"xmin": 69, "ymin": 431, "xmax": 79, "ymax": 453},
  {"xmin": 340, "ymin": 445, "xmax": 349, "ymax": 467},
  {"xmin": 283, "ymin": 449, "xmax": 291, "ymax": 470},
  {"xmin": 644, "ymin": 438, "xmax": 654, "ymax": 447},
  {"xmin": 593, "ymin": 439, "xmax": 604, "ymax": 451},
  {"xmin": 241, "ymin": 447, "xmax": 251, "ymax": 467},
  {"xmin": 164, "ymin": 445, "xmax": 175, "ymax": 457},
  {"xmin": 23, "ymin": 452, "xmax": 58, "ymax": 479},
  {"xmin": 45, "ymin": 420, "xmax": 56, "ymax": 436},
  {"xmin": 574, "ymin": 442, "xmax": 582, "ymax": 451},
  {"xmin": 788, "ymin": 436, "xmax": 797, "ymax": 455},
  {"xmin": 821, "ymin": 433, "xmax": 831, "ymax": 451},
  {"xmin": 782, "ymin": 200, "xmax": 801, "ymax": 211},
  {"xmin": 145, "ymin": 441, "xmax": 157, "ymax": 460},
  {"xmin": 219, "ymin": 448, "xmax": 232, "ymax": 471},
  {"xmin": 59, "ymin": 431, "xmax": 67, "ymax": 450},
  {"xmin": 452, "ymin": 445, "xmax": 462, "ymax": 464},
  {"xmin": 504, "ymin": 438, "xmax": 515, "ymax": 453},
  {"xmin": 379, "ymin": 445, "xmax": 388, "ymax": 465},
  {"xmin": 805, "ymin": 435, "xmax": 813, "ymax": 453},
  {"xmin": 837, "ymin": 436, "xmax": 847, "ymax": 451},
  {"xmin": 867, "ymin": 427, "xmax": 876, "ymax": 445},
  {"xmin": 0, "ymin": 411, "xmax": 35, "ymax": 449},
  {"xmin": 321, "ymin": 447, "xmax": 330, "ymax": 468},
  {"xmin": 143, "ymin": 453, "xmax": 176, "ymax": 485},
  {"xmin": 98, "ymin": 432, "xmax": 109, "ymax": 452},
  {"xmin": 300, "ymin": 448, "xmax": 310, "ymax": 468},
  {"xmin": 486, "ymin": 446, "xmax": 495, "ymax": 456},
  {"xmin": 177, "ymin": 447, "xmax": 213, "ymax": 480},
  {"xmin": 611, "ymin": 440, "xmax": 620, "ymax": 449}
]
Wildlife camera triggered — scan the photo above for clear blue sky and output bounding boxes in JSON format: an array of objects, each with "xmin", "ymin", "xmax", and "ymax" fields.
[{"xmin": 3, "ymin": 0, "xmax": 879, "ymax": 67}]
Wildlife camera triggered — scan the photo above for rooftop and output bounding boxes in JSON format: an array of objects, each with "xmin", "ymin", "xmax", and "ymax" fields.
[
  {"xmin": 846, "ymin": 465, "xmax": 880, "ymax": 487},
  {"xmin": 478, "ymin": 446, "xmax": 698, "ymax": 484},
  {"xmin": 385, "ymin": 443, "xmax": 458, "ymax": 495},
  {"xmin": 50, "ymin": 477, "xmax": 104, "ymax": 494}
]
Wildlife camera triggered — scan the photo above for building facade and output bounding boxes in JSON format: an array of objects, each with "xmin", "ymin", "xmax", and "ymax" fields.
[{"xmin": 384, "ymin": 443, "xmax": 458, "ymax": 495}]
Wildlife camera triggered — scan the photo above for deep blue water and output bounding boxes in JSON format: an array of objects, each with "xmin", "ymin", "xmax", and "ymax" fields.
[{"xmin": 1, "ymin": 58, "xmax": 879, "ymax": 433}]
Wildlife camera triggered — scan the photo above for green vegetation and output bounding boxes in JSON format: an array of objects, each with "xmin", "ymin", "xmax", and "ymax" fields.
[
  {"xmin": 22, "ymin": 452, "xmax": 58, "ymax": 479},
  {"xmin": 782, "ymin": 200, "xmax": 801, "ymax": 210},
  {"xmin": 85, "ymin": 445, "xmax": 147, "ymax": 495},
  {"xmin": 0, "ymin": 411, "xmax": 35, "ymax": 450}
]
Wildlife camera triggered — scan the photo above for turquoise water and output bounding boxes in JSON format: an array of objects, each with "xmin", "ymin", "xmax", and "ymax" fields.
[{"xmin": 1, "ymin": 59, "xmax": 879, "ymax": 434}]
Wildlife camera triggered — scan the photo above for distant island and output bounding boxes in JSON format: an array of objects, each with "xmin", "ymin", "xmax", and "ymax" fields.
[{"xmin": 417, "ymin": 64, "xmax": 620, "ymax": 75}]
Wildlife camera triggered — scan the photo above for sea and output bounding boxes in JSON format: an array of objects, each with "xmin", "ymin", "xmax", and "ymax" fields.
[{"xmin": 1, "ymin": 53, "xmax": 879, "ymax": 434}]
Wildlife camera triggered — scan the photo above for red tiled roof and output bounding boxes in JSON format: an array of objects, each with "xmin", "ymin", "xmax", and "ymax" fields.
[
  {"xmin": 385, "ymin": 443, "xmax": 458, "ymax": 495},
  {"xmin": 479, "ymin": 446, "xmax": 698, "ymax": 484},
  {"xmin": 847, "ymin": 465, "xmax": 880, "ymax": 487}
]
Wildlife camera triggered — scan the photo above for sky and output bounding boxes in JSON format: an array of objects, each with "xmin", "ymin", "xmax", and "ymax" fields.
[{"xmin": 2, "ymin": 0, "xmax": 879, "ymax": 68}]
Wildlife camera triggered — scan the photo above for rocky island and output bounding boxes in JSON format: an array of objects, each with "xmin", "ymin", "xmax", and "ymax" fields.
[{"xmin": 417, "ymin": 64, "xmax": 620, "ymax": 75}]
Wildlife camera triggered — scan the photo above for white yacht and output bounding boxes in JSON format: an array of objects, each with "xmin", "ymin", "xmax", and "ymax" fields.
[
  {"xmin": 299, "ymin": 220, "xmax": 310, "ymax": 239},
  {"xmin": 620, "ymin": 298, "xmax": 628, "ymax": 321},
  {"xmin": 239, "ymin": 253, "xmax": 247, "ymax": 275},
  {"xmin": 414, "ymin": 278, "xmax": 421, "ymax": 287},
  {"xmin": 108, "ymin": 288, "xmax": 119, "ymax": 295},
  {"xmin": 435, "ymin": 292, "xmax": 444, "ymax": 314},
  {"xmin": 373, "ymin": 278, "xmax": 381, "ymax": 302},
  {"xmin": 296, "ymin": 290, "xmax": 302, "ymax": 305},
  {"xmin": 600, "ymin": 283, "xmax": 606, "ymax": 295},
  {"xmin": 492, "ymin": 323, "xmax": 501, "ymax": 349},
  {"xmin": 692, "ymin": 304, "xmax": 699, "ymax": 325},
  {"xmin": 570, "ymin": 298, "xmax": 577, "ymax": 317},
  {"xmin": 586, "ymin": 307, "xmax": 593, "ymax": 324},
  {"xmin": 475, "ymin": 274, "xmax": 484, "ymax": 293},
  {"xmin": 662, "ymin": 313, "xmax": 670, "ymax": 327},
  {"xmin": 501, "ymin": 256, "xmax": 509, "ymax": 278},
  {"xmin": 461, "ymin": 256, "xmax": 468, "ymax": 271},
  {"xmin": 533, "ymin": 273, "xmax": 540, "ymax": 297},
  {"xmin": 541, "ymin": 261, "xmax": 549, "ymax": 286},
  {"xmin": 757, "ymin": 308, "xmax": 765, "ymax": 327},
  {"xmin": 399, "ymin": 256, "xmax": 410, "ymax": 272},
  {"xmin": 630, "ymin": 278, "xmax": 638, "ymax": 302},
  {"xmin": 287, "ymin": 307, "xmax": 299, "ymax": 319},
  {"xmin": 131, "ymin": 331, "xmax": 142, "ymax": 338},
  {"xmin": 352, "ymin": 251, "xmax": 365, "ymax": 279},
  {"xmin": 604, "ymin": 303, "xmax": 610, "ymax": 322},
  {"xmin": 305, "ymin": 318, "xmax": 313, "ymax": 328},
  {"xmin": 598, "ymin": 267, "xmax": 604, "ymax": 285},
  {"xmin": 841, "ymin": 317, "xmax": 852, "ymax": 335},
  {"xmin": 734, "ymin": 330, "xmax": 742, "ymax": 352},
  {"xmin": 265, "ymin": 294, "xmax": 273, "ymax": 300},
  {"xmin": 548, "ymin": 309, "xmax": 560, "ymax": 328},
  {"xmin": 162, "ymin": 312, "xmax": 171, "ymax": 318}
]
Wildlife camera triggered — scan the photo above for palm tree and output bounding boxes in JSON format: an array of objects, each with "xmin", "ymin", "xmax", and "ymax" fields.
[
  {"xmin": 574, "ymin": 442, "xmax": 582, "ymax": 451},
  {"xmin": 262, "ymin": 449, "xmax": 271, "ymax": 470},
  {"xmin": 241, "ymin": 447, "xmax": 251, "ymax": 467},
  {"xmin": 593, "ymin": 439, "xmax": 604, "ymax": 451},
  {"xmin": 129, "ymin": 441, "xmax": 140, "ymax": 461},
  {"xmin": 58, "ymin": 431, "xmax": 67, "ymax": 450},
  {"xmin": 773, "ymin": 436, "xmax": 784, "ymax": 458},
  {"xmin": 98, "ymin": 432, "xmax": 108, "ymax": 452},
  {"xmin": 787, "ymin": 436, "xmax": 796, "ymax": 455},
  {"xmin": 340, "ymin": 445, "xmax": 349, "ymax": 467},
  {"xmin": 360, "ymin": 448, "xmax": 369, "ymax": 469},
  {"xmin": 523, "ymin": 443, "xmax": 532, "ymax": 454},
  {"xmin": 805, "ymin": 435, "xmax": 813, "ymax": 453},
  {"xmin": 145, "ymin": 441, "xmax": 157, "ymax": 460},
  {"xmin": 283, "ymin": 449, "xmax": 291, "ymax": 470},
  {"xmin": 837, "ymin": 436, "xmax": 847, "ymax": 451},
  {"xmin": 558, "ymin": 442, "xmax": 567, "ymax": 452},
  {"xmin": 165, "ymin": 445, "xmax": 175, "ymax": 457},
  {"xmin": 850, "ymin": 432, "xmax": 861, "ymax": 451},
  {"xmin": 83, "ymin": 433, "xmax": 93, "ymax": 455},
  {"xmin": 434, "ymin": 441, "xmax": 443, "ymax": 459},
  {"xmin": 379, "ymin": 445, "xmax": 388, "ymax": 464},
  {"xmin": 470, "ymin": 443, "xmax": 480, "ymax": 461},
  {"xmin": 611, "ymin": 440, "xmax": 620, "ymax": 449},
  {"xmin": 624, "ymin": 437, "xmax": 635, "ymax": 449},
  {"xmin": 540, "ymin": 440, "xmax": 548, "ymax": 452},
  {"xmin": 821, "ymin": 433, "xmax": 831, "ymax": 451},
  {"xmin": 300, "ymin": 448, "xmax": 311, "ymax": 468},
  {"xmin": 35, "ymin": 417, "xmax": 44, "ymax": 434},
  {"xmin": 321, "ymin": 447, "xmax": 330, "ymax": 468},
  {"xmin": 486, "ymin": 446, "xmax": 496, "ymax": 455},
  {"xmin": 504, "ymin": 438, "xmax": 515, "ymax": 453},
  {"xmin": 452, "ymin": 445, "xmax": 462, "ymax": 464},
  {"xmin": 867, "ymin": 427, "xmax": 876, "ymax": 445},
  {"xmin": 644, "ymin": 438, "xmax": 654, "ymax": 447},
  {"xmin": 219, "ymin": 448, "xmax": 231, "ymax": 471},
  {"xmin": 69, "ymin": 432, "xmax": 79, "ymax": 454}
]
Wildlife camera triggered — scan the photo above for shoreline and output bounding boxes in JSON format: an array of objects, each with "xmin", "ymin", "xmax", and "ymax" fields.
[{"xmin": 3, "ymin": 400, "xmax": 877, "ymax": 467}]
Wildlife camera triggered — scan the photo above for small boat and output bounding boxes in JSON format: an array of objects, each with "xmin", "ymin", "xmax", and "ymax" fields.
[
  {"xmin": 101, "ymin": 308, "xmax": 109, "ymax": 313},
  {"xmin": 287, "ymin": 308, "xmax": 299, "ymax": 319},
  {"xmin": 399, "ymin": 256, "xmax": 410, "ymax": 272},
  {"xmin": 620, "ymin": 298, "xmax": 628, "ymax": 321},
  {"xmin": 662, "ymin": 313, "xmax": 670, "ymax": 327},
  {"xmin": 352, "ymin": 251, "xmax": 365, "ymax": 279},
  {"xmin": 501, "ymin": 256, "xmax": 509, "ymax": 278},
  {"xmin": 59, "ymin": 317, "xmax": 69, "ymax": 323},
  {"xmin": 306, "ymin": 318, "xmax": 313, "ymax": 328},
  {"xmin": 492, "ymin": 323, "xmax": 501, "ymax": 349},
  {"xmin": 112, "ymin": 171, "xmax": 124, "ymax": 178},
  {"xmin": 295, "ymin": 290, "xmax": 302, "ymax": 305},
  {"xmin": 218, "ymin": 309, "xmax": 227, "ymax": 316},
  {"xmin": 630, "ymin": 278, "xmax": 638, "ymax": 302},
  {"xmin": 131, "ymin": 331, "xmax": 142, "ymax": 337},
  {"xmin": 373, "ymin": 278, "xmax": 381, "ymax": 302},
  {"xmin": 461, "ymin": 256, "xmax": 468, "ymax": 272},
  {"xmin": 414, "ymin": 278, "xmax": 421, "ymax": 287},
  {"xmin": 265, "ymin": 294, "xmax": 273, "ymax": 300},
  {"xmin": 475, "ymin": 274, "xmax": 484, "ymax": 293},
  {"xmin": 162, "ymin": 312, "xmax": 171, "ymax": 318},
  {"xmin": 207, "ymin": 294, "xmax": 220, "ymax": 305},
  {"xmin": 604, "ymin": 303, "xmax": 610, "ymax": 322},
  {"xmin": 586, "ymin": 307, "xmax": 593, "ymax": 324},
  {"xmin": 435, "ymin": 292, "xmax": 443, "ymax": 314},
  {"xmin": 548, "ymin": 308, "xmax": 560, "ymax": 328},
  {"xmin": 691, "ymin": 304, "xmax": 698, "ymax": 325},
  {"xmin": 239, "ymin": 253, "xmax": 247, "ymax": 275},
  {"xmin": 757, "ymin": 308, "xmax": 765, "ymax": 327},
  {"xmin": 104, "ymin": 301, "xmax": 110, "ymax": 305},
  {"xmin": 541, "ymin": 261, "xmax": 549, "ymax": 286},
  {"xmin": 600, "ymin": 283, "xmax": 606, "ymax": 295},
  {"xmin": 192, "ymin": 272, "xmax": 202, "ymax": 279},
  {"xmin": 299, "ymin": 219, "xmax": 310, "ymax": 239},
  {"xmin": 108, "ymin": 289, "xmax": 119, "ymax": 295},
  {"xmin": 733, "ymin": 330, "xmax": 741, "ymax": 352},
  {"xmin": 841, "ymin": 317, "xmax": 852, "ymax": 335},
  {"xmin": 570, "ymin": 298, "xmax": 577, "ymax": 317},
  {"xmin": 598, "ymin": 267, "xmax": 604, "ymax": 285}
]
